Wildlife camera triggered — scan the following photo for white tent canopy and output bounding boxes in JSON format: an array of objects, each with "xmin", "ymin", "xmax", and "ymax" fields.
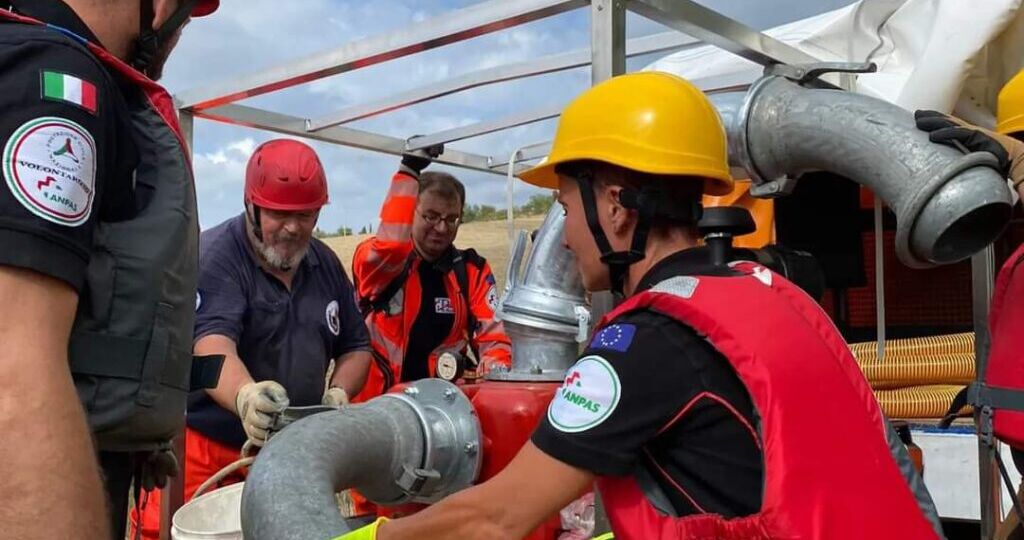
[{"xmin": 646, "ymin": 0, "xmax": 1024, "ymax": 127}]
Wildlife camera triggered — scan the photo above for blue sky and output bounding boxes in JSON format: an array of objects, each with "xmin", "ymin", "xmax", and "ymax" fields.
[{"xmin": 161, "ymin": 0, "xmax": 854, "ymax": 233}]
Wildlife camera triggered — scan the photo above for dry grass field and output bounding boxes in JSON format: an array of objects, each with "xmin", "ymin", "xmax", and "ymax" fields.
[{"xmin": 321, "ymin": 215, "xmax": 547, "ymax": 287}]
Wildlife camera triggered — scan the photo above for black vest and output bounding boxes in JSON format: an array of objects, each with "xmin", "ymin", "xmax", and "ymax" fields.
[{"xmin": 1, "ymin": 12, "xmax": 202, "ymax": 452}]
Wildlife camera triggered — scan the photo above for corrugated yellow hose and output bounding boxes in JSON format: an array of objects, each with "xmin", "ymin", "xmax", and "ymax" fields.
[
  {"xmin": 848, "ymin": 333, "xmax": 977, "ymax": 418},
  {"xmin": 855, "ymin": 353, "xmax": 975, "ymax": 389},
  {"xmin": 873, "ymin": 385, "xmax": 969, "ymax": 419},
  {"xmin": 849, "ymin": 332, "xmax": 974, "ymax": 360}
]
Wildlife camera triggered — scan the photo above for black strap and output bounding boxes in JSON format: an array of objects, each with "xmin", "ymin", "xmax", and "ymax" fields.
[
  {"xmin": 939, "ymin": 383, "xmax": 1024, "ymax": 428},
  {"xmin": 133, "ymin": 0, "xmax": 198, "ymax": 73},
  {"xmin": 371, "ymin": 349, "xmax": 394, "ymax": 390},
  {"xmin": 970, "ymin": 383, "xmax": 1024, "ymax": 411},
  {"xmin": 996, "ymin": 447, "xmax": 1024, "ymax": 525},
  {"xmin": 572, "ymin": 167, "xmax": 702, "ymax": 295},
  {"xmin": 451, "ymin": 250, "xmax": 481, "ymax": 364},
  {"xmin": 190, "ymin": 354, "xmax": 224, "ymax": 391},
  {"xmin": 938, "ymin": 386, "xmax": 969, "ymax": 429},
  {"xmin": 359, "ymin": 249, "xmax": 482, "ymax": 362},
  {"xmin": 576, "ymin": 172, "xmax": 635, "ymax": 294},
  {"xmin": 247, "ymin": 204, "xmax": 263, "ymax": 242},
  {"xmin": 69, "ymin": 331, "xmax": 149, "ymax": 379},
  {"xmin": 70, "ymin": 331, "xmax": 221, "ymax": 392},
  {"xmin": 132, "ymin": 458, "xmax": 146, "ymax": 540},
  {"xmin": 359, "ymin": 251, "xmax": 416, "ymax": 317}
]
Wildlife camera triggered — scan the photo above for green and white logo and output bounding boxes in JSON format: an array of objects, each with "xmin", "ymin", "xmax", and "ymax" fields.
[
  {"xmin": 548, "ymin": 355, "xmax": 621, "ymax": 433},
  {"xmin": 3, "ymin": 116, "xmax": 95, "ymax": 227}
]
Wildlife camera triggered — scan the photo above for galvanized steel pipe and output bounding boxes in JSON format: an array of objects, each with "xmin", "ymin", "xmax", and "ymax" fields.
[
  {"xmin": 241, "ymin": 379, "xmax": 481, "ymax": 539},
  {"xmin": 494, "ymin": 204, "xmax": 589, "ymax": 382},
  {"xmin": 711, "ymin": 76, "xmax": 1013, "ymax": 268}
]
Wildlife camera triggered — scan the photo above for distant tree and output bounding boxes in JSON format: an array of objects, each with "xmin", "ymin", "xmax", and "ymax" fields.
[
  {"xmin": 519, "ymin": 193, "xmax": 555, "ymax": 215},
  {"xmin": 335, "ymin": 226, "xmax": 352, "ymax": 237},
  {"xmin": 313, "ymin": 227, "xmax": 330, "ymax": 239},
  {"xmin": 359, "ymin": 226, "xmax": 367, "ymax": 235}
]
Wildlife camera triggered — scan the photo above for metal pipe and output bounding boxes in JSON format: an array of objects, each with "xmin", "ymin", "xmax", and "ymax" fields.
[
  {"xmin": 711, "ymin": 76, "xmax": 1014, "ymax": 268},
  {"xmin": 972, "ymin": 246, "xmax": 1000, "ymax": 538},
  {"xmin": 241, "ymin": 379, "xmax": 481, "ymax": 539},
  {"xmin": 494, "ymin": 205, "xmax": 589, "ymax": 381}
]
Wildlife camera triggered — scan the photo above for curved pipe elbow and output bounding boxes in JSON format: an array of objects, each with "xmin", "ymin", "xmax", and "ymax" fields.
[
  {"xmin": 711, "ymin": 77, "xmax": 1013, "ymax": 268},
  {"xmin": 241, "ymin": 380, "xmax": 481, "ymax": 539}
]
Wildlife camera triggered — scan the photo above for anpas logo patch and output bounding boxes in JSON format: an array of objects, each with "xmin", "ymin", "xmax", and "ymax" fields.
[
  {"xmin": 435, "ymin": 297, "xmax": 454, "ymax": 314},
  {"xmin": 3, "ymin": 117, "xmax": 96, "ymax": 227},
  {"xmin": 485, "ymin": 285, "xmax": 499, "ymax": 311},
  {"xmin": 326, "ymin": 300, "xmax": 341, "ymax": 336},
  {"xmin": 547, "ymin": 355, "xmax": 621, "ymax": 433}
]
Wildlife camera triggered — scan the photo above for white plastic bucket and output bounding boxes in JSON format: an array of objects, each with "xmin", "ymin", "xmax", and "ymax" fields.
[{"xmin": 171, "ymin": 482, "xmax": 244, "ymax": 539}]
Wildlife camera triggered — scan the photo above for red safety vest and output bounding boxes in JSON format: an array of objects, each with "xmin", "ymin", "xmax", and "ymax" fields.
[
  {"xmin": 594, "ymin": 262, "xmax": 937, "ymax": 540},
  {"xmin": 986, "ymin": 243, "xmax": 1024, "ymax": 448}
]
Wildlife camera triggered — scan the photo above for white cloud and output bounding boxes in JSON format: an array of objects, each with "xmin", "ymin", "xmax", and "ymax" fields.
[{"xmin": 227, "ymin": 138, "xmax": 257, "ymax": 156}]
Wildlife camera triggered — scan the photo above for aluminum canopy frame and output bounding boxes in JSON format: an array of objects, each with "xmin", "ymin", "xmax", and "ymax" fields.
[
  {"xmin": 176, "ymin": 0, "xmax": 823, "ymax": 175},
  {"xmin": 172, "ymin": 1, "xmax": 1003, "ymax": 538}
]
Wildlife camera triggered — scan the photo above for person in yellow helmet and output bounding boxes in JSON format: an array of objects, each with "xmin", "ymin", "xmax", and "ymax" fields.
[{"xmin": 334, "ymin": 72, "xmax": 940, "ymax": 540}]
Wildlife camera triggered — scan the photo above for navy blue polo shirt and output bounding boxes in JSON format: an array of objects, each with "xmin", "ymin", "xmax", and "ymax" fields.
[{"xmin": 187, "ymin": 214, "xmax": 370, "ymax": 448}]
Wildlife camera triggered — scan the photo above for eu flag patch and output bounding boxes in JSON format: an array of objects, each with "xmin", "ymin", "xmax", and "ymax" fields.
[{"xmin": 589, "ymin": 323, "xmax": 636, "ymax": 352}]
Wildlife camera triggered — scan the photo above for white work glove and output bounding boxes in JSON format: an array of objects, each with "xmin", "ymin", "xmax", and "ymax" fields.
[
  {"xmin": 235, "ymin": 381, "xmax": 289, "ymax": 447},
  {"xmin": 322, "ymin": 386, "xmax": 350, "ymax": 407}
]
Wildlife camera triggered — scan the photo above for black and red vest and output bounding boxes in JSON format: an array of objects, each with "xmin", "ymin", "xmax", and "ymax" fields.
[{"xmin": 594, "ymin": 262, "xmax": 937, "ymax": 539}]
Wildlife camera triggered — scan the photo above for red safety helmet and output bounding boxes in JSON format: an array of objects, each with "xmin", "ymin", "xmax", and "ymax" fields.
[
  {"xmin": 192, "ymin": 0, "xmax": 219, "ymax": 17},
  {"xmin": 245, "ymin": 139, "xmax": 329, "ymax": 211}
]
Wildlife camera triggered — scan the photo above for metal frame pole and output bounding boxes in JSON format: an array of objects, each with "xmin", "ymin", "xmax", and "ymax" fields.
[
  {"xmin": 309, "ymin": 31, "xmax": 696, "ymax": 131},
  {"xmin": 874, "ymin": 197, "xmax": 885, "ymax": 360},
  {"xmin": 591, "ymin": 0, "xmax": 625, "ymax": 84},
  {"xmin": 586, "ymin": 0, "xmax": 626, "ymax": 325},
  {"xmin": 178, "ymin": 0, "xmax": 587, "ymax": 110},
  {"xmin": 974, "ymin": 246, "xmax": 1000, "ymax": 539},
  {"xmin": 626, "ymin": 0, "xmax": 820, "ymax": 67}
]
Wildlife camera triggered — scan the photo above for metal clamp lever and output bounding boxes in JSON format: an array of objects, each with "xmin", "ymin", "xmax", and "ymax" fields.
[
  {"xmin": 396, "ymin": 463, "xmax": 442, "ymax": 496},
  {"xmin": 765, "ymin": 61, "xmax": 877, "ymax": 89}
]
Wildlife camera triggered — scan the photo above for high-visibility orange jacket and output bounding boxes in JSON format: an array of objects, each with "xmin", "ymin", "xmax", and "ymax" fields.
[{"xmin": 352, "ymin": 169, "xmax": 511, "ymax": 400}]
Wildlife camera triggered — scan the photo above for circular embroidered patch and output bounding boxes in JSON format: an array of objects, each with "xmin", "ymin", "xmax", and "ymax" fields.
[
  {"xmin": 3, "ymin": 117, "xmax": 96, "ymax": 227},
  {"xmin": 486, "ymin": 285, "xmax": 499, "ymax": 311},
  {"xmin": 547, "ymin": 355, "xmax": 621, "ymax": 433},
  {"xmin": 326, "ymin": 300, "xmax": 341, "ymax": 336}
]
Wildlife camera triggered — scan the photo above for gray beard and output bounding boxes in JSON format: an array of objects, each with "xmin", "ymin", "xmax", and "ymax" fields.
[{"xmin": 251, "ymin": 231, "xmax": 308, "ymax": 272}]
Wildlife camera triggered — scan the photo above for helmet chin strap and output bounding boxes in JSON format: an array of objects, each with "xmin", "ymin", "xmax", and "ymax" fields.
[
  {"xmin": 572, "ymin": 166, "xmax": 703, "ymax": 295},
  {"xmin": 133, "ymin": 0, "xmax": 198, "ymax": 75},
  {"xmin": 246, "ymin": 203, "xmax": 263, "ymax": 242}
]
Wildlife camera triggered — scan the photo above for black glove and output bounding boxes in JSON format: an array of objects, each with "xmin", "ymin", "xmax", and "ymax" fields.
[
  {"xmin": 138, "ymin": 448, "xmax": 179, "ymax": 492},
  {"xmin": 914, "ymin": 110, "xmax": 1020, "ymax": 184},
  {"xmin": 401, "ymin": 137, "xmax": 444, "ymax": 175}
]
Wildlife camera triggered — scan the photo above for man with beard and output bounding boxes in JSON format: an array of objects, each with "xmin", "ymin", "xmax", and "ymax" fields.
[
  {"xmin": 132, "ymin": 139, "xmax": 373, "ymax": 538},
  {"xmin": 0, "ymin": 1, "xmax": 217, "ymax": 538}
]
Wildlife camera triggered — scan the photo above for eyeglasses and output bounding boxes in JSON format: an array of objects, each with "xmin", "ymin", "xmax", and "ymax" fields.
[{"xmin": 418, "ymin": 211, "xmax": 461, "ymax": 227}]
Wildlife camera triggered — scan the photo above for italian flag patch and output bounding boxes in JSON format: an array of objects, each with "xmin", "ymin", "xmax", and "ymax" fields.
[{"xmin": 41, "ymin": 71, "xmax": 97, "ymax": 114}]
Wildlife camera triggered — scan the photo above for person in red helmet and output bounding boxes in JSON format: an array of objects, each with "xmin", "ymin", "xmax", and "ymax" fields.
[
  {"xmin": 0, "ymin": 1, "xmax": 217, "ymax": 538},
  {"xmin": 133, "ymin": 139, "xmax": 374, "ymax": 538}
]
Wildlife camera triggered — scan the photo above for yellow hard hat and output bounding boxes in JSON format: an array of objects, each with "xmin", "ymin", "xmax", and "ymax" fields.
[
  {"xmin": 519, "ymin": 71, "xmax": 733, "ymax": 196},
  {"xmin": 997, "ymin": 70, "xmax": 1024, "ymax": 135}
]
